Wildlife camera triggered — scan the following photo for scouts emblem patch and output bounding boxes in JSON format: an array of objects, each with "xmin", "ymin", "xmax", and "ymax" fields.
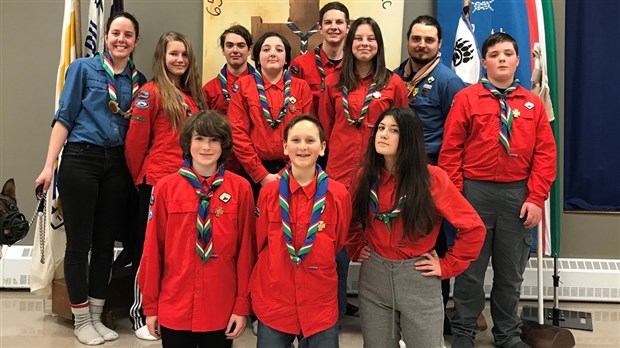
[
  {"xmin": 219, "ymin": 192, "xmax": 232, "ymax": 203},
  {"xmin": 135, "ymin": 100, "xmax": 149, "ymax": 109}
]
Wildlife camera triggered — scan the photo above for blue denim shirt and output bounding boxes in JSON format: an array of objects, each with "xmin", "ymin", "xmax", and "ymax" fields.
[
  {"xmin": 52, "ymin": 55, "xmax": 146, "ymax": 147},
  {"xmin": 394, "ymin": 61, "xmax": 467, "ymax": 155}
]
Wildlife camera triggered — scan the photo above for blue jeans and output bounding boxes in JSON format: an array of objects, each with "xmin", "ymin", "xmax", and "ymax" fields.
[
  {"xmin": 257, "ymin": 321, "xmax": 339, "ymax": 348},
  {"xmin": 336, "ymin": 248, "xmax": 349, "ymax": 316}
]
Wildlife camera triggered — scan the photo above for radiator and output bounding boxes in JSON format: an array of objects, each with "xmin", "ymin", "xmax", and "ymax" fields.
[
  {"xmin": 347, "ymin": 257, "xmax": 620, "ymax": 303},
  {"xmin": 0, "ymin": 245, "xmax": 125, "ymax": 289}
]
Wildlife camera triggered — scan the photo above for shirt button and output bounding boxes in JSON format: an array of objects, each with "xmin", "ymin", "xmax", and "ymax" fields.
[{"xmin": 297, "ymin": 224, "xmax": 304, "ymax": 230}]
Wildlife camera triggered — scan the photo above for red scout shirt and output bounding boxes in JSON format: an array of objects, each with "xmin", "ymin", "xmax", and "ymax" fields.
[
  {"xmin": 347, "ymin": 165, "xmax": 486, "ymax": 279},
  {"xmin": 138, "ymin": 170, "xmax": 256, "ymax": 332},
  {"xmin": 290, "ymin": 45, "xmax": 343, "ymax": 111},
  {"xmin": 318, "ymin": 73, "xmax": 408, "ymax": 188},
  {"xmin": 250, "ymin": 173, "xmax": 352, "ymax": 337},
  {"xmin": 202, "ymin": 64, "xmax": 253, "ymax": 114},
  {"xmin": 125, "ymin": 82, "xmax": 200, "ymax": 186},
  {"xmin": 227, "ymin": 73, "xmax": 314, "ymax": 183},
  {"xmin": 438, "ymin": 83, "xmax": 557, "ymax": 208},
  {"xmin": 203, "ymin": 65, "xmax": 253, "ymax": 173}
]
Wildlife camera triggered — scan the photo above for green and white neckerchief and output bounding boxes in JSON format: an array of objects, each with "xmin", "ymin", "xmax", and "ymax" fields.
[
  {"xmin": 218, "ymin": 63, "xmax": 256, "ymax": 103},
  {"xmin": 369, "ymin": 178, "xmax": 406, "ymax": 232},
  {"xmin": 279, "ymin": 165, "xmax": 328, "ymax": 264},
  {"xmin": 178, "ymin": 161, "xmax": 225, "ymax": 263},
  {"xmin": 480, "ymin": 77, "xmax": 521, "ymax": 154},
  {"xmin": 100, "ymin": 52, "xmax": 139, "ymax": 119},
  {"xmin": 313, "ymin": 46, "xmax": 326, "ymax": 92},
  {"xmin": 342, "ymin": 82, "xmax": 377, "ymax": 127},
  {"xmin": 254, "ymin": 69, "xmax": 292, "ymax": 128}
]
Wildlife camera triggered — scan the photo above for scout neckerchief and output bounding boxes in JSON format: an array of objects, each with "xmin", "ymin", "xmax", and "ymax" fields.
[
  {"xmin": 287, "ymin": 19, "xmax": 320, "ymax": 54},
  {"xmin": 218, "ymin": 63, "xmax": 256, "ymax": 103},
  {"xmin": 100, "ymin": 52, "xmax": 139, "ymax": 119},
  {"xmin": 279, "ymin": 165, "xmax": 328, "ymax": 264},
  {"xmin": 370, "ymin": 178, "xmax": 406, "ymax": 232},
  {"xmin": 480, "ymin": 77, "xmax": 521, "ymax": 154},
  {"xmin": 403, "ymin": 52, "xmax": 441, "ymax": 100},
  {"xmin": 342, "ymin": 81, "xmax": 377, "ymax": 127},
  {"xmin": 314, "ymin": 46, "xmax": 326, "ymax": 92},
  {"xmin": 175, "ymin": 90, "xmax": 193, "ymax": 117},
  {"xmin": 178, "ymin": 161, "xmax": 225, "ymax": 263},
  {"xmin": 254, "ymin": 69, "xmax": 291, "ymax": 128}
]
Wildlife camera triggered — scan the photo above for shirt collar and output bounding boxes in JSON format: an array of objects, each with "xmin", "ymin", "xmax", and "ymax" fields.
[
  {"xmin": 289, "ymin": 171, "xmax": 318, "ymax": 199},
  {"xmin": 379, "ymin": 168, "xmax": 396, "ymax": 185},
  {"xmin": 262, "ymin": 72, "xmax": 285, "ymax": 91},
  {"xmin": 95, "ymin": 53, "xmax": 133, "ymax": 77},
  {"xmin": 478, "ymin": 81, "xmax": 526, "ymax": 98}
]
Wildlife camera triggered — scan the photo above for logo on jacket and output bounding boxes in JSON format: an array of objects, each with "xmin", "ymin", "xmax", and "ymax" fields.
[{"xmin": 219, "ymin": 192, "xmax": 232, "ymax": 203}]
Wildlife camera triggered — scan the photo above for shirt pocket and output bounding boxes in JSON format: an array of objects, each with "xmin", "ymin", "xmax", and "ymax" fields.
[
  {"xmin": 85, "ymin": 74, "xmax": 107, "ymax": 92},
  {"xmin": 167, "ymin": 199, "xmax": 237, "ymax": 256},
  {"xmin": 469, "ymin": 104, "xmax": 500, "ymax": 138},
  {"xmin": 510, "ymin": 111, "xmax": 536, "ymax": 155},
  {"xmin": 209, "ymin": 200, "xmax": 238, "ymax": 256}
]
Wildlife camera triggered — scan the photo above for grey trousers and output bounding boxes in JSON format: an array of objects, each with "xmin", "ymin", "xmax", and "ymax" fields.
[
  {"xmin": 358, "ymin": 251, "xmax": 443, "ymax": 348},
  {"xmin": 451, "ymin": 179, "xmax": 531, "ymax": 347}
]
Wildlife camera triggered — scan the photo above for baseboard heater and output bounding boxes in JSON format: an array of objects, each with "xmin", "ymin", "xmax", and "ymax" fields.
[
  {"xmin": 3, "ymin": 245, "xmax": 619, "ymax": 302},
  {"xmin": 347, "ymin": 258, "xmax": 620, "ymax": 303}
]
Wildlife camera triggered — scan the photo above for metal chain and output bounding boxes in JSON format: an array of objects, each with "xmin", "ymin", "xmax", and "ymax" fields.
[{"xmin": 29, "ymin": 196, "xmax": 47, "ymax": 264}]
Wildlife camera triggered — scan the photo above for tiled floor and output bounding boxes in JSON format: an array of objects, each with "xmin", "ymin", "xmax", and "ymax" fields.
[{"xmin": 1, "ymin": 290, "xmax": 618, "ymax": 347}]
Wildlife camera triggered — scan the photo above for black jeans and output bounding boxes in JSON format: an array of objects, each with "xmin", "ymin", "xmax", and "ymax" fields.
[
  {"xmin": 57, "ymin": 142, "xmax": 132, "ymax": 304},
  {"xmin": 161, "ymin": 326, "xmax": 232, "ymax": 348}
]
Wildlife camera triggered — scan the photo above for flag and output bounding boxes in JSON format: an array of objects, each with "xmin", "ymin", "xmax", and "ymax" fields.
[
  {"xmin": 53, "ymin": 0, "xmax": 82, "ymax": 111},
  {"xmin": 85, "ymin": 0, "xmax": 105, "ymax": 57},
  {"xmin": 110, "ymin": 0, "xmax": 124, "ymax": 15},
  {"xmin": 530, "ymin": 0, "xmax": 560, "ymax": 256},
  {"xmin": 30, "ymin": 0, "xmax": 82, "ymax": 297},
  {"xmin": 438, "ymin": 0, "xmax": 534, "ymax": 84},
  {"xmin": 452, "ymin": 3, "xmax": 480, "ymax": 84},
  {"xmin": 531, "ymin": 43, "xmax": 554, "ymax": 122}
]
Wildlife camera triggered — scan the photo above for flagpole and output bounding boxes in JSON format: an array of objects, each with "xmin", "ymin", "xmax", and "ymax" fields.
[{"xmin": 464, "ymin": 0, "xmax": 471, "ymax": 21}]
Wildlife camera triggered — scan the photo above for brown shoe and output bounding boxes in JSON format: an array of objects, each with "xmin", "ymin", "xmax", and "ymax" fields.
[{"xmin": 477, "ymin": 313, "xmax": 488, "ymax": 331}]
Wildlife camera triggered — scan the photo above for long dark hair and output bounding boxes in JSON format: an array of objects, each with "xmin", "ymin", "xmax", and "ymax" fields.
[
  {"xmin": 338, "ymin": 17, "xmax": 391, "ymax": 91},
  {"xmin": 352, "ymin": 107, "xmax": 437, "ymax": 240}
]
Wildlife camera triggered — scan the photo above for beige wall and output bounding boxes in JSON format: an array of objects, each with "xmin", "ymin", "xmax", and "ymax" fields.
[{"xmin": 1, "ymin": 0, "xmax": 618, "ymax": 258}]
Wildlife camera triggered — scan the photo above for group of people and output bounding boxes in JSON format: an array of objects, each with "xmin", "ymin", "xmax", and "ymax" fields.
[{"xmin": 35, "ymin": 2, "xmax": 556, "ymax": 348}]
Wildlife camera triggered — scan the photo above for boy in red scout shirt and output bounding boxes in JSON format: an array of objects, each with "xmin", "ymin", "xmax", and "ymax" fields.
[
  {"xmin": 251, "ymin": 115, "xmax": 352, "ymax": 348},
  {"xmin": 440, "ymin": 33, "xmax": 556, "ymax": 348},
  {"xmin": 139, "ymin": 111, "xmax": 255, "ymax": 348},
  {"xmin": 290, "ymin": 2, "xmax": 349, "ymax": 111}
]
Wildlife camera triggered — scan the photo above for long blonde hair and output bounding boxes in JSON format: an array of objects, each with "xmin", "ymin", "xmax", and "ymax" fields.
[{"xmin": 152, "ymin": 32, "xmax": 206, "ymax": 130}]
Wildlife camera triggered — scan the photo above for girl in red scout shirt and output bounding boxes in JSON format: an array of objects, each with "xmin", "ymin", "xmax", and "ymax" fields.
[
  {"xmin": 124, "ymin": 31, "xmax": 205, "ymax": 340},
  {"xmin": 138, "ymin": 110, "xmax": 255, "ymax": 348},
  {"xmin": 227, "ymin": 32, "xmax": 313, "ymax": 200},
  {"xmin": 318, "ymin": 17, "xmax": 408, "ymax": 189},
  {"xmin": 347, "ymin": 107, "xmax": 485, "ymax": 347},
  {"xmin": 251, "ymin": 115, "xmax": 352, "ymax": 348},
  {"xmin": 202, "ymin": 25, "xmax": 255, "ymax": 173}
]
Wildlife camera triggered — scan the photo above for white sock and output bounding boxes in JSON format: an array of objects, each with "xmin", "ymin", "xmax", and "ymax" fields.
[
  {"xmin": 88, "ymin": 297, "xmax": 119, "ymax": 341},
  {"xmin": 71, "ymin": 304, "xmax": 104, "ymax": 345}
]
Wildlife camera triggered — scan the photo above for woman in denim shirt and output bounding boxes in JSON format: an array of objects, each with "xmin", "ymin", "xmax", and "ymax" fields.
[{"xmin": 35, "ymin": 12, "xmax": 146, "ymax": 346}]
